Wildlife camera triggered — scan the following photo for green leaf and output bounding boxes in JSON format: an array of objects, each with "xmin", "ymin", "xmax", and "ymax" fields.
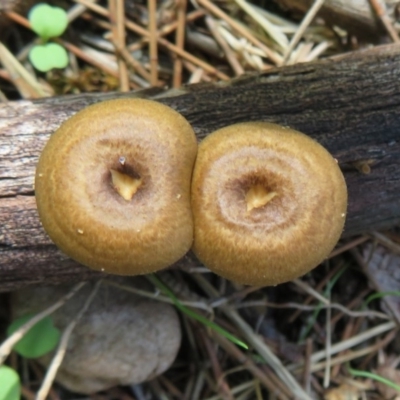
[
  {"xmin": 0, "ymin": 366, "xmax": 20, "ymax": 400},
  {"xmin": 28, "ymin": 3, "xmax": 68, "ymax": 39},
  {"xmin": 29, "ymin": 43, "xmax": 69, "ymax": 72},
  {"xmin": 7, "ymin": 314, "xmax": 60, "ymax": 359}
]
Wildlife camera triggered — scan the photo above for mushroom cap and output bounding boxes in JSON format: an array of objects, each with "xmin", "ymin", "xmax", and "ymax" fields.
[
  {"xmin": 35, "ymin": 99, "xmax": 197, "ymax": 275},
  {"xmin": 191, "ymin": 122, "xmax": 347, "ymax": 286}
]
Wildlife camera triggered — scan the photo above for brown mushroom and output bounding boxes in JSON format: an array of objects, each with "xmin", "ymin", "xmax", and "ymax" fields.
[
  {"xmin": 35, "ymin": 98, "xmax": 197, "ymax": 275},
  {"xmin": 191, "ymin": 122, "xmax": 347, "ymax": 286}
]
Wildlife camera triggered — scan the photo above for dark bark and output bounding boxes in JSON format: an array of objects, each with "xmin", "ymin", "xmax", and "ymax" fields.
[{"xmin": 1, "ymin": 44, "xmax": 400, "ymax": 292}]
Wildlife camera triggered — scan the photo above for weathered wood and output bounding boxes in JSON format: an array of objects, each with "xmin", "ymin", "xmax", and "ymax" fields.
[
  {"xmin": 1, "ymin": 44, "xmax": 400, "ymax": 292},
  {"xmin": 274, "ymin": 0, "xmax": 382, "ymax": 35}
]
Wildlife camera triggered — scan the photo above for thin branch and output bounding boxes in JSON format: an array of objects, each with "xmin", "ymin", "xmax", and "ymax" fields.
[
  {"xmin": 369, "ymin": 0, "xmax": 400, "ymax": 42},
  {"xmin": 148, "ymin": 0, "xmax": 158, "ymax": 86},
  {"xmin": 173, "ymin": 0, "xmax": 187, "ymax": 88},
  {"xmin": 109, "ymin": 0, "xmax": 130, "ymax": 91}
]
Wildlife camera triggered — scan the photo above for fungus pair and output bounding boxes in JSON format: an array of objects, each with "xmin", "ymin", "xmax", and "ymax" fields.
[{"xmin": 35, "ymin": 99, "xmax": 347, "ymax": 287}]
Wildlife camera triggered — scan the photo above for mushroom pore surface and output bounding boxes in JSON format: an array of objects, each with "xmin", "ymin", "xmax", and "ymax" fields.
[
  {"xmin": 35, "ymin": 99, "xmax": 197, "ymax": 275},
  {"xmin": 191, "ymin": 122, "xmax": 347, "ymax": 286}
]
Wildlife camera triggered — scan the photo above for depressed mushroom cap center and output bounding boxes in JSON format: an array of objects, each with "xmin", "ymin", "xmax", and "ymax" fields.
[{"xmin": 191, "ymin": 121, "xmax": 348, "ymax": 287}]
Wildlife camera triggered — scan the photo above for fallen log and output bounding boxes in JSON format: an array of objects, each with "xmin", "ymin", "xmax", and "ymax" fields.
[{"xmin": 1, "ymin": 44, "xmax": 400, "ymax": 292}]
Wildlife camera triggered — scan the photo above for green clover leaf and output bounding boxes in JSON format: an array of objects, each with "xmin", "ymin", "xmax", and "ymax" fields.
[
  {"xmin": 7, "ymin": 314, "xmax": 60, "ymax": 359},
  {"xmin": 0, "ymin": 366, "xmax": 20, "ymax": 400},
  {"xmin": 29, "ymin": 43, "xmax": 69, "ymax": 72},
  {"xmin": 28, "ymin": 3, "xmax": 68, "ymax": 40}
]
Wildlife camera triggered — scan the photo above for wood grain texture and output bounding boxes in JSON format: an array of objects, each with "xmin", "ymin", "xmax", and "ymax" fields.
[
  {"xmin": 1, "ymin": 44, "xmax": 400, "ymax": 292},
  {"xmin": 273, "ymin": 0, "xmax": 381, "ymax": 35}
]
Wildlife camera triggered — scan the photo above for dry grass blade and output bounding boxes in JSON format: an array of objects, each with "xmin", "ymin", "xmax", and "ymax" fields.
[
  {"xmin": 205, "ymin": 17, "xmax": 244, "ymax": 76},
  {"xmin": 148, "ymin": 0, "xmax": 158, "ymax": 86},
  {"xmin": 370, "ymin": 231, "xmax": 400, "ymax": 255},
  {"xmin": 196, "ymin": 0, "xmax": 282, "ymax": 65},
  {"xmin": 225, "ymin": 308, "xmax": 313, "ymax": 399},
  {"xmin": 74, "ymin": 0, "xmax": 229, "ymax": 80},
  {"xmin": 309, "ymin": 329, "xmax": 398, "ymax": 373},
  {"xmin": 173, "ymin": 0, "xmax": 187, "ymax": 88},
  {"xmin": 283, "ymin": 0, "xmax": 326, "ymax": 64},
  {"xmin": 211, "ymin": 332, "xmax": 292, "ymax": 400},
  {"xmin": 0, "ymin": 88, "xmax": 8, "ymax": 101},
  {"xmin": 369, "ymin": 0, "xmax": 400, "ymax": 42},
  {"xmin": 201, "ymin": 332, "xmax": 234, "ymax": 400},
  {"xmin": 109, "ymin": 0, "xmax": 130, "ymax": 91},
  {"xmin": 323, "ymin": 292, "xmax": 332, "ymax": 388},
  {"xmin": 203, "ymin": 380, "xmax": 258, "ymax": 400},
  {"xmin": 235, "ymin": 300, "xmax": 389, "ymax": 320},
  {"xmin": 293, "ymin": 278, "xmax": 330, "ymax": 304},
  {"xmin": 104, "ymin": 279, "xmax": 214, "ymax": 314},
  {"xmin": 58, "ymin": 39, "xmax": 119, "ymax": 78},
  {"xmin": 36, "ymin": 281, "xmax": 102, "ymax": 400},
  {"xmin": 309, "ymin": 320, "xmax": 396, "ymax": 365},
  {"xmin": 0, "ymin": 41, "xmax": 48, "ymax": 98},
  {"xmin": 193, "ymin": 274, "xmax": 313, "ymax": 400},
  {"xmin": 233, "ymin": 0, "xmax": 288, "ymax": 51},
  {"xmin": 329, "ymin": 236, "xmax": 370, "ymax": 258},
  {"xmin": 304, "ymin": 40, "xmax": 332, "ymax": 62}
]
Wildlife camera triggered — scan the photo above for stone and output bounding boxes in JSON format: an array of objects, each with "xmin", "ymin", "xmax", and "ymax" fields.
[{"xmin": 11, "ymin": 279, "xmax": 181, "ymax": 394}]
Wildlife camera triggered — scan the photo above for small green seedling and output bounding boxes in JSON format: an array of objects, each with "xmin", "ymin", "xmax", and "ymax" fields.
[
  {"xmin": 0, "ymin": 366, "xmax": 20, "ymax": 400},
  {"xmin": 29, "ymin": 3, "xmax": 68, "ymax": 40},
  {"xmin": 0, "ymin": 315, "xmax": 60, "ymax": 400},
  {"xmin": 7, "ymin": 314, "xmax": 60, "ymax": 359},
  {"xmin": 28, "ymin": 3, "xmax": 69, "ymax": 72},
  {"xmin": 29, "ymin": 43, "xmax": 69, "ymax": 73}
]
